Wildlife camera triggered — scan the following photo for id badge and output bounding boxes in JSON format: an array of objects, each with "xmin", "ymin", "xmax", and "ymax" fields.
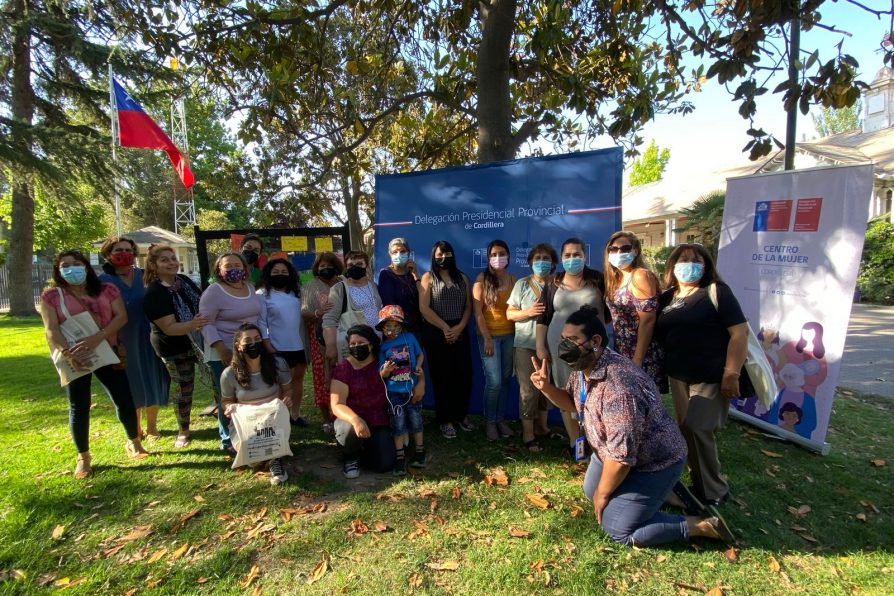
[{"xmin": 574, "ymin": 435, "xmax": 588, "ymax": 462}]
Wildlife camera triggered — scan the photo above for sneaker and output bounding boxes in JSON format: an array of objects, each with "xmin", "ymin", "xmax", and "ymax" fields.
[
  {"xmin": 393, "ymin": 451, "xmax": 407, "ymax": 476},
  {"xmin": 440, "ymin": 423, "xmax": 457, "ymax": 439},
  {"xmin": 322, "ymin": 422, "xmax": 334, "ymax": 435},
  {"xmin": 290, "ymin": 416, "xmax": 309, "ymax": 427},
  {"xmin": 497, "ymin": 421, "xmax": 514, "ymax": 438},
  {"xmin": 409, "ymin": 447, "xmax": 427, "ymax": 468},
  {"xmin": 457, "ymin": 418, "xmax": 475, "ymax": 432},
  {"xmin": 269, "ymin": 458, "xmax": 288, "ymax": 485},
  {"xmin": 343, "ymin": 460, "xmax": 360, "ymax": 479},
  {"xmin": 485, "ymin": 422, "xmax": 500, "ymax": 442}
]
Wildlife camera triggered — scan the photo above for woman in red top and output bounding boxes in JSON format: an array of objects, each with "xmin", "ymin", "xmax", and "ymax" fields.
[
  {"xmin": 39, "ymin": 250, "xmax": 148, "ymax": 479},
  {"xmin": 330, "ymin": 324, "xmax": 395, "ymax": 479}
]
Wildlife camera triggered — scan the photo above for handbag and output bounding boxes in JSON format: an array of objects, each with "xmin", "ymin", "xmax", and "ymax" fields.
[
  {"xmin": 707, "ymin": 284, "xmax": 778, "ymax": 408},
  {"xmin": 336, "ymin": 282, "xmax": 370, "ymax": 333},
  {"xmin": 229, "ymin": 399, "xmax": 293, "ymax": 468},
  {"xmin": 315, "ymin": 287, "xmax": 347, "ymax": 347},
  {"xmin": 50, "ymin": 288, "xmax": 120, "ymax": 386}
]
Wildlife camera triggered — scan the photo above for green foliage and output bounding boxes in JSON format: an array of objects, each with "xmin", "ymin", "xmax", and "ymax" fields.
[
  {"xmin": 675, "ymin": 192, "xmax": 726, "ymax": 259},
  {"xmin": 180, "ymin": 208, "xmax": 232, "ymax": 261},
  {"xmin": 640, "ymin": 245, "xmax": 674, "ymax": 280},
  {"xmin": 858, "ymin": 217, "xmax": 894, "ymax": 305},
  {"xmin": 629, "ymin": 139, "xmax": 671, "ymax": 187},
  {"xmin": 812, "ymin": 100, "xmax": 861, "ymax": 137}
]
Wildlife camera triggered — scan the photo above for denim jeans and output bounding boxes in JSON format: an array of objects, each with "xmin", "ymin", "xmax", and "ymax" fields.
[
  {"xmin": 65, "ymin": 364, "xmax": 139, "ymax": 452},
  {"xmin": 478, "ymin": 333, "xmax": 514, "ymax": 423},
  {"xmin": 208, "ymin": 360, "xmax": 232, "ymax": 449},
  {"xmin": 582, "ymin": 454, "xmax": 688, "ymax": 547}
]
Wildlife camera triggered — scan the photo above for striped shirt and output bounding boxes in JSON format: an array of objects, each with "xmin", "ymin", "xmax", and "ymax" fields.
[{"xmin": 429, "ymin": 273, "xmax": 467, "ymax": 323}]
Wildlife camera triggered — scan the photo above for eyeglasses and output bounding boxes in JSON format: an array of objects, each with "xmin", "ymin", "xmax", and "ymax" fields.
[{"xmin": 607, "ymin": 244, "xmax": 634, "ymax": 254}]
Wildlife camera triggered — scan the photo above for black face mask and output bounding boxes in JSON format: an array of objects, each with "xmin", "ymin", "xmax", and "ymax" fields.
[
  {"xmin": 345, "ymin": 265, "xmax": 366, "ymax": 280},
  {"xmin": 242, "ymin": 341, "xmax": 263, "ymax": 359},
  {"xmin": 242, "ymin": 249, "xmax": 259, "ymax": 265},
  {"xmin": 318, "ymin": 267, "xmax": 337, "ymax": 281},
  {"xmin": 558, "ymin": 337, "xmax": 595, "ymax": 370},
  {"xmin": 435, "ymin": 256, "xmax": 454, "ymax": 269},
  {"xmin": 269, "ymin": 274, "xmax": 290, "ymax": 289},
  {"xmin": 348, "ymin": 344, "xmax": 371, "ymax": 361}
]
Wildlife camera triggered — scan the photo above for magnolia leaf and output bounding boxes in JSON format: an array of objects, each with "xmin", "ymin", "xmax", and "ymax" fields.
[
  {"xmin": 373, "ymin": 521, "xmax": 389, "ymax": 532},
  {"xmin": 118, "ymin": 525, "xmax": 153, "ymax": 542},
  {"xmin": 193, "ymin": 495, "xmax": 206, "ymax": 502},
  {"xmin": 425, "ymin": 560, "xmax": 460, "ymax": 571},
  {"xmin": 570, "ymin": 505, "xmax": 584, "ymax": 518},
  {"xmin": 706, "ymin": 588, "xmax": 724, "ymax": 596},
  {"xmin": 723, "ymin": 547, "xmax": 738, "ymax": 563},
  {"xmin": 509, "ymin": 527, "xmax": 532, "ymax": 538},
  {"xmin": 484, "ymin": 467, "xmax": 510, "ymax": 486},
  {"xmin": 239, "ymin": 565, "xmax": 260, "ymax": 588},
  {"xmin": 408, "ymin": 573, "xmax": 423, "ymax": 587},
  {"xmin": 430, "ymin": 499, "xmax": 439, "ymax": 512},
  {"xmin": 147, "ymin": 547, "xmax": 168, "ymax": 564},
  {"xmin": 418, "ymin": 488, "xmax": 437, "ymax": 498},
  {"xmin": 51, "ymin": 525, "xmax": 65, "ymax": 540},
  {"xmin": 102, "ymin": 544, "xmax": 126, "ymax": 559},
  {"xmin": 768, "ymin": 555, "xmax": 781, "ymax": 573},
  {"xmin": 307, "ymin": 558, "xmax": 329, "ymax": 585},
  {"xmin": 451, "ymin": 487, "xmax": 462, "ymax": 499},
  {"xmin": 870, "ymin": 459, "xmax": 886, "ymax": 467},
  {"xmin": 169, "ymin": 543, "xmax": 189, "ymax": 561},
  {"xmin": 856, "ymin": 512, "xmax": 868, "ymax": 522},
  {"xmin": 525, "ymin": 493, "xmax": 550, "ymax": 510},
  {"xmin": 171, "ymin": 509, "xmax": 201, "ymax": 533},
  {"xmin": 196, "ymin": 577, "xmax": 209, "ymax": 584},
  {"xmin": 655, "ymin": 553, "xmax": 668, "ymax": 563},
  {"xmin": 761, "ymin": 449, "xmax": 784, "ymax": 458}
]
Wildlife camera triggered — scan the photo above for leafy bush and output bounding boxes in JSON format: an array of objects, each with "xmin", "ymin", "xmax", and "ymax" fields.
[
  {"xmin": 640, "ymin": 245, "xmax": 673, "ymax": 280},
  {"xmin": 858, "ymin": 217, "xmax": 894, "ymax": 305}
]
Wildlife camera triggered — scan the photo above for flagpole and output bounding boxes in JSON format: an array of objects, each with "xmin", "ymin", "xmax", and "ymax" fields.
[{"xmin": 108, "ymin": 62, "xmax": 122, "ymax": 236}]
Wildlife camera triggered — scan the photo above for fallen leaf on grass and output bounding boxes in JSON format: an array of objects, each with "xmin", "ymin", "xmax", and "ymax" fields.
[
  {"xmin": 101, "ymin": 544, "xmax": 126, "ymax": 559},
  {"xmin": 768, "ymin": 555, "xmax": 781, "ymax": 573},
  {"xmin": 171, "ymin": 509, "xmax": 201, "ymax": 533},
  {"xmin": 250, "ymin": 585, "xmax": 262, "ymax": 596},
  {"xmin": 408, "ymin": 521, "xmax": 428, "ymax": 539},
  {"xmin": 787, "ymin": 505, "xmax": 811, "ymax": 517},
  {"xmin": 348, "ymin": 518, "xmax": 369, "ymax": 537},
  {"xmin": 761, "ymin": 449, "xmax": 784, "ymax": 458},
  {"xmin": 418, "ymin": 488, "xmax": 437, "ymax": 498},
  {"xmin": 870, "ymin": 459, "xmax": 886, "ymax": 467},
  {"xmin": 430, "ymin": 499, "xmax": 439, "ymax": 512},
  {"xmin": 319, "ymin": 462, "xmax": 337, "ymax": 469},
  {"xmin": 218, "ymin": 530, "xmax": 236, "ymax": 540},
  {"xmin": 569, "ymin": 505, "xmax": 584, "ymax": 518},
  {"xmin": 51, "ymin": 525, "xmax": 65, "ymax": 540},
  {"xmin": 706, "ymin": 587, "xmax": 724, "ymax": 596},
  {"xmin": 196, "ymin": 577, "xmax": 209, "ymax": 584},
  {"xmin": 860, "ymin": 500, "xmax": 880, "ymax": 514},
  {"xmin": 146, "ymin": 547, "xmax": 167, "ymax": 564},
  {"xmin": 373, "ymin": 521, "xmax": 389, "ymax": 532},
  {"xmin": 246, "ymin": 523, "xmax": 276, "ymax": 540},
  {"xmin": 240, "ymin": 565, "xmax": 260, "ymax": 588},
  {"xmin": 509, "ymin": 527, "xmax": 532, "ymax": 538},
  {"xmin": 484, "ymin": 467, "xmax": 510, "ymax": 486},
  {"xmin": 525, "ymin": 493, "xmax": 550, "ymax": 510},
  {"xmin": 307, "ymin": 558, "xmax": 329, "ymax": 585},
  {"xmin": 425, "ymin": 560, "xmax": 460, "ymax": 571},
  {"xmin": 54, "ymin": 577, "xmax": 85, "ymax": 588},
  {"xmin": 655, "ymin": 553, "xmax": 667, "ymax": 563},
  {"xmin": 145, "ymin": 577, "xmax": 163, "ymax": 588},
  {"xmin": 193, "ymin": 495, "xmax": 205, "ymax": 503},
  {"xmin": 451, "ymin": 487, "xmax": 461, "ymax": 499},
  {"xmin": 118, "ymin": 525, "xmax": 153, "ymax": 542},
  {"xmin": 797, "ymin": 532, "xmax": 818, "ymax": 543},
  {"xmin": 856, "ymin": 512, "xmax": 868, "ymax": 522},
  {"xmin": 169, "ymin": 543, "xmax": 189, "ymax": 561},
  {"xmin": 673, "ymin": 581, "xmax": 705, "ymax": 592},
  {"xmin": 723, "ymin": 547, "xmax": 738, "ymax": 563},
  {"xmin": 408, "ymin": 573, "xmax": 423, "ymax": 588}
]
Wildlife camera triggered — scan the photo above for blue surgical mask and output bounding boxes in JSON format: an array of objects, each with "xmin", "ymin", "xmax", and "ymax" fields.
[
  {"xmin": 60, "ymin": 265, "xmax": 87, "ymax": 285},
  {"xmin": 391, "ymin": 252, "xmax": 409, "ymax": 266},
  {"xmin": 674, "ymin": 262, "xmax": 704, "ymax": 284},
  {"xmin": 562, "ymin": 257, "xmax": 585, "ymax": 275},
  {"xmin": 608, "ymin": 252, "xmax": 635, "ymax": 269},
  {"xmin": 531, "ymin": 261, "xmax": 552, "ymax": 277}
]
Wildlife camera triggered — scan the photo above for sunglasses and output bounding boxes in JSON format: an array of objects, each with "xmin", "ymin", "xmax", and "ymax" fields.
[{"xmin": 607, "ymin": 244, "xmax": 634, "ymax": 254}]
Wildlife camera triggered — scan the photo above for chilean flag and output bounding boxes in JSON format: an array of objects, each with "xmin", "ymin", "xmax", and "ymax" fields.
[{"xmin": 112, "ymin": 78, "xmax": 195, "ymax": 188}]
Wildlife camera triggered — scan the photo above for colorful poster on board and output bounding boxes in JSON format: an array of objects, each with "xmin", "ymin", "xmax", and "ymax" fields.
[
  {"xmin": 374, "ymin": 148, "xmax": 623, "ymax": 418},
  {"xmin": 717, "ymin": 164, "xmax": 874, "ymax": 452}
]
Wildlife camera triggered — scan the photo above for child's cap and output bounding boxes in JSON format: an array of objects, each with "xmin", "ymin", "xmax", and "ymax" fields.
[{"xmin": 375, "ymin": 304, "xmax": 406, "ymax": 331}]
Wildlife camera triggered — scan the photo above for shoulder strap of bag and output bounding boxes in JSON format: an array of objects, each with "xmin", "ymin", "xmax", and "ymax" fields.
[
  {"xmin": 341, "ymin": 282, "xmax": 348, "ymax": 314},
  {"xmin": 707, "ymin": 282, "xmax": 719, "ymax": 312},
  {"xmin": 526, "ymin": 276, "xmax": 542, "ymax": 301},
  {"xmin": 56, "ymin": 287, "xmax": 93, "ymax": 337}
]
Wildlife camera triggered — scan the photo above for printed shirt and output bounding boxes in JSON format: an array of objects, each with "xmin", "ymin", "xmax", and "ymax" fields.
[
  {"xmin": 331, "ymin": 359, "xmax": 390, "ymax": 427},
  {"xmin": 41, "ymin": 283, "xmax": 122, "ymax": 347},
  {"xmin": 565, "ymin": 348, "xmax": 686, "ymax": 472},
  {"xmin": 379, "ymin": 332, "xmax": 423, "ymax": 394},
  {"xmin": 507, "ymin": 275, "xmax": 543, "ymax": 349}
]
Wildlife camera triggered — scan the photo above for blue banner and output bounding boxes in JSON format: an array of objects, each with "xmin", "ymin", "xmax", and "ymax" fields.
[{"xmin": 374, "ymin": 148, "xmax": 623, "ymax": 418}]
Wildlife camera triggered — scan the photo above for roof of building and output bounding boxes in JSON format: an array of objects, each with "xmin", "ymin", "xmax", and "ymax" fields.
[{"xmin": 92, "ymin": 226, "xmax": 194, "ymax": 248}]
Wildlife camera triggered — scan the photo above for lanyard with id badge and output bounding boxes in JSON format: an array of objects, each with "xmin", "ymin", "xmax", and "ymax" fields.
[{"xmin": 574, "ymin": 371, "xmax": 590, "ymax": 462}]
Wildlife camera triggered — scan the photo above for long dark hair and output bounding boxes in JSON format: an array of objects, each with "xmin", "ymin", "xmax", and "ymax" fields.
[
  {"xmin": 430, "ymin": 240, "xmax": 464, "ymax": 286},
  {"xmin": 52, "ymin": 250, "xmax": 103, "ymax": 297},
  {"xmin": 603, "ymin": 231, "xmax": 657, "ymax": 299},
  {"xmin": 231, "ymin": 323, "xmax": 279, "ymax": 388},
  {"xmin": 554, "ymin": 237, "xmax": 604, "ymax": 292},
  {"xmin": 99, "ymin": 236, "xmax": 138, "ymax": 275},
  {"xmin": 259, "ymin": 258, "xmax": 301, "ymax": 297},
  {"xmin": 345, "ymin": 324, "xmax": 381, "ymax": 359},
  {"xmin": 482, "ymin": 239, "xmax": 510, "ymax": 306},
  {"xmin": 663, "ymin": 243, "xmax": 721, "ymax": 290},
  {"xmin": 796, "ymin": 322, "xmax": 825, "ymax": 359}
]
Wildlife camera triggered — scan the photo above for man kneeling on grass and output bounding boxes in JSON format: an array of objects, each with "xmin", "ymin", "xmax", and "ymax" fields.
[{"xmin": 531, "ymin": 306, "xmax": 735, "ymax": 547}]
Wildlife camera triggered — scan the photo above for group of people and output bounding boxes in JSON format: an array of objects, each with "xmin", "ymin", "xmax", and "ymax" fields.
[{"xmin": 40, "ymin": 230, "xmax": 749, "ymax": 548}]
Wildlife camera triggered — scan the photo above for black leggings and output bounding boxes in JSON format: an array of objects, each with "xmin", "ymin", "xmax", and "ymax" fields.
[
  {"xmin": 421, "ymin": 321, "xmax": 473, "ymax": 424},
  {"xmin": 334, "ymin": 419, "xmax": 395, "ymax": 473},
  {"xmin": 64, "ymin": 365, "xmax": 140, "ymax": 452}
]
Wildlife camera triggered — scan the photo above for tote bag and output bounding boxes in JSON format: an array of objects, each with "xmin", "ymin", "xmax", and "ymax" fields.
[
  {"xmin": 229, "ymin": 399, "xmax": 293, "ymax": 468},
  {"xmin": 51, "ymin": 288, "xmax": 120, "ymax": 386},
  {"xmin": 708, "ymin": 284, "xmax": 778, "ymax": 408}
]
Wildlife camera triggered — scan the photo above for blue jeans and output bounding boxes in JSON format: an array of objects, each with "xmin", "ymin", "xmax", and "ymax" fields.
[
  {"xmin": 582, "ymin": 454, "xmax": 688, "ymax": 547},
  {"xmin": 208, "ymin": 360, "xmax": 232, "ymax": 449},
  {"xmin": 478, "ymin": 333, "xmax": 514, "ymax": 423},
  {"xmin": 388, "ymin": 393, "xmax": 424, "ymax": 436}
]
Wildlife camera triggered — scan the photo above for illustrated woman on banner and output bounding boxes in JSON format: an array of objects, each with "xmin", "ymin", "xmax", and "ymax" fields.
[
  {"xmin": 779, "ymin": 322, "xmax": 827, "ymax": 397},
  {"xmin": 766, "ymin": 361, "xmax": 818, "ymax": 438}
]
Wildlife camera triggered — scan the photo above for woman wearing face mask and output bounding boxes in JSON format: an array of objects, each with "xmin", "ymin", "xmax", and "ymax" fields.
[
  {"xmin": 655, "ymin": 244, "xmax": 748, "ymax": 508},
  {"xmin": 603, "ymin": 231, "xmax": 666, "ymax": 392},
  {"xmin": 220, "ymin": 323, "xmax": 293, "ymax": 485},
  {"xmin": 143, "ymin": 245, "xmax": 208, "ymax": 448},
  {"xmin": 99, "ymin": 236, "xmax": 170, "ymax": 441},
  {"xmin": 507, "ymin": 243, "xmax": 558, "ymax": 451},
  {"xmin": 240, "ymin": 233, "xmax": 265, "ymax": 285},
  {"xmin": 330, "ymin": 325, "xmax": 395, "ymax": 479},
  {"xmin": 302, "ymin": 252, "xmax": 344, "ymax": 433},
  {"xmin": 257, "ymin": 258, "xmax": 308, "ymax": 426},
  {"xmin": 199, "ymin": 252, "xmax": 265, "ymax": 455},
  {"xmin": 419, "ymin": 240, "xmax": 474, "ymax": 439},
  {"xmin": 472, "ymin": 239, "xmax": 517, "ymax": 441},
  {"xmin": 40, "ymin": 250, "xmax": 149, "ymax": 478},
  {"xmin": 536, "ymin": 237, "xmax": 606, "ymax": 457},
  {"xmin": 323, "ymin": 250, "xmax": 383, "ymax": 363},
  {"xmin": 377, "ymin": 238, "xmax": 421, "ymax": 333}
]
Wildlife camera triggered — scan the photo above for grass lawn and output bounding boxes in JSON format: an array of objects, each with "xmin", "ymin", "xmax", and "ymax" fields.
[{"xmin": 0, "ymin": 315, "xmax": 892, "ymax": 595}]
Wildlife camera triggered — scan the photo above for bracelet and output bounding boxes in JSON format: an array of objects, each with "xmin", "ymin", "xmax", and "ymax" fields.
[{"xmin": 723, "ymin": 368, "xmax": 740, "ymax": 377}]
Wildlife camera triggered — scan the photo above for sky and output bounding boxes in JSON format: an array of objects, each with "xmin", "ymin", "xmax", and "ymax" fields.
[{"xmin": 601, "ymin": 1, "xmax": 891, "ymax": 176}]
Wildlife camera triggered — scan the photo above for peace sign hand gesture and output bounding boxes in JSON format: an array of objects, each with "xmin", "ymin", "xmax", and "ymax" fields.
[{"xmin": 530, "ymin": 356, "xmax": 551, "ymax": 391}]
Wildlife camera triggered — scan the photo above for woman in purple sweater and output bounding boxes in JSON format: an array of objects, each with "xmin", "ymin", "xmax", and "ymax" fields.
[
  {"xmin": 377, "ymin": 238, "xmax": 421, "ymax": 334},
  {"xmin": 199, "ymin": 252, "xmax": 266, "ymax": 454}
]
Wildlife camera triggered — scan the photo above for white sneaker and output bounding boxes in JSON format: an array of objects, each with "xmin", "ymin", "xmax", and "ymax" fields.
[
  {"xmin": 269, "ymin": 458, "xmax": 288, "ymax": 485},
  {"xmin": 343, "ymin": 460, "xmax": 360, "ymax": 479}
]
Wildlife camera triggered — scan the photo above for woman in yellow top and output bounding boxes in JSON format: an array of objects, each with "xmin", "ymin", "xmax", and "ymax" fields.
[{"xmin": 473, "ymin": 239, "xmax": 517, "ymax": 441}]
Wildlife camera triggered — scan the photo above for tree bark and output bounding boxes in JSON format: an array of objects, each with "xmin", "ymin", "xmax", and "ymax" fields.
[
  {"xmin": 476, "ymin": 0, "xmax": 517, "ymax": 164},
  {"xmin": 9, "ymin": 0, "xmax": 36, "ymax": 316}
]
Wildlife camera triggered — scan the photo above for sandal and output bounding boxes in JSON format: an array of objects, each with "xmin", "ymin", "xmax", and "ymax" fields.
[
  {"xmin": 524, "ymin": 439, "xmax": 543, "ymax": 453},
  {"xmin": 703, "ymin": 514, "xmax": 737, "ymax": 545},
  {"xmin": 174, "ymin": 434, "xmax": 191, "ymax": 448},
  {"xmin": 74, "ymin": 452, "xmax": 92, "ymax": 479},
  {"xmin": 125, "ymin": 440, "xmax": 149, "ymax": 460}
]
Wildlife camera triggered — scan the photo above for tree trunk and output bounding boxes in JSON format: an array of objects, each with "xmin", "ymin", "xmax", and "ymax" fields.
[
  {"xmin": 341, "ymin": 177, "xmax": 364, "ymax": 252},
  {"xmin": 476, "ymin": 0, "xmax": 517, "ymax": 164},
  {"xmin": 8, "ymin": 0, "xmax": 36, "ymax": 316}
]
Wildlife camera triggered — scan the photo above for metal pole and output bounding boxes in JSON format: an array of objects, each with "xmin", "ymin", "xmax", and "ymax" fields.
[
  {"xmin": 784, "ymin": 10, "xmax": 800, "ymax": 171},
  {"xmin": 108, "ymin": 62, "xmax": 122, "ymax": 235}
]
